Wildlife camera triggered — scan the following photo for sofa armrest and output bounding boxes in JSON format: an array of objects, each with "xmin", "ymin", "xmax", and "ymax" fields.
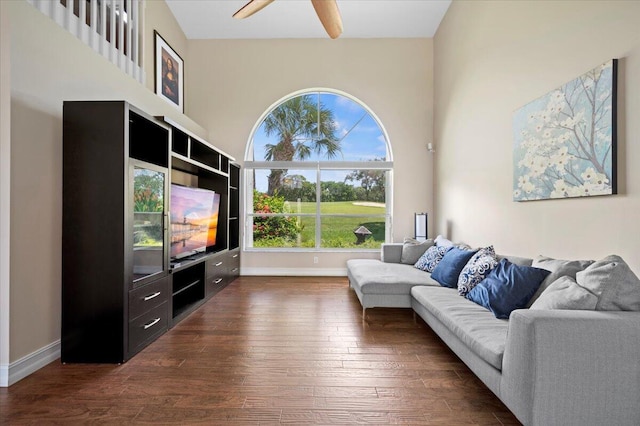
[
  {"xmin": 501, "ymin": 309, "xmax": 640, "ymax": 426},
  {"xmin": 381, "ymin": 243, "xmax": 403, "ymax": 263}
]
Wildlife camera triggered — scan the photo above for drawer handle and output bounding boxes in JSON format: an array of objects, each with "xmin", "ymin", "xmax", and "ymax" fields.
[
  {"xmin": 215, "ymin": 262, "xmax": 223, "ymax": 267},
  {"xmin": 143, "ymin": 318, "xmax": 161, "ymax": 330},
  {"xmin": 231, "ymin": 268, "xmax": 239, "ymax": 273},
  {"xmin": 143, "ymin": 291, "xmax": 161, "ymax": 301},
  {"xmin": 232, "ymin": 254, "xmax": 238, "ymax": 258},
  {"xmin": 214, "ymin": 278, "xmax": 223, "ymax": 284}
]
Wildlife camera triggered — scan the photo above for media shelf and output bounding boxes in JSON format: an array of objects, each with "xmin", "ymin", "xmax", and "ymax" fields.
[
  {"xmin": 172, "ymin": 261, "xmax": 205, "ymax": 321},
  {"xmin": 62, "ymin": 101, "xmax": 241, "ymax": 364},
  {"xmin": 229, "ymin": 164, "xmax": 240, "ymax": 250},
  {"xmin": 62, "ymin": 101, "xmax": 172, "ymax": 363},
  {"xmin": 162, "ymin": 118, "xmax": 241, "ymax": 324}
]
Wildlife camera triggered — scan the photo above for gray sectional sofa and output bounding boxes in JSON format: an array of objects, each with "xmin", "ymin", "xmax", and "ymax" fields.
[{"xmin": 346, "ymin": 243, "xmax": 640, "ymax": 426}]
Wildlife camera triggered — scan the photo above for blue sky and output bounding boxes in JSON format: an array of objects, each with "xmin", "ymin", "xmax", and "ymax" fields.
[{"xmin": 251, "ymin": 92, "xmax": 388, "ymax": 192}]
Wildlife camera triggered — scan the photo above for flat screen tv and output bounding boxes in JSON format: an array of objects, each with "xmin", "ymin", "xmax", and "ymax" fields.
[
  {"xmin": 207, "ymin": 192, "xmax": 221, "ymax": 248},
  {"xmin": 170, "ymin": 184, "xmax": 220, "ymax": 260}
]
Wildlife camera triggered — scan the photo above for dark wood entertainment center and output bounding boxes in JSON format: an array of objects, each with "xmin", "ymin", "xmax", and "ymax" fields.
[{"xmin": 61, "ymin": 101, "xmax": 240, "ymax": 363}]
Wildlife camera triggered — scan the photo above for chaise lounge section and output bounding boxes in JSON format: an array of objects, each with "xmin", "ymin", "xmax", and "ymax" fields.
[{"xmin": 347, "ymin": 241, "xmax": 640, "ymax": 425}]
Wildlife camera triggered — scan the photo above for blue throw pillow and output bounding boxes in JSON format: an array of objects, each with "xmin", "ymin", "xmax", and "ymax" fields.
[
  {"xmin": 431, "ymin": 247, "xmax": 478, "ymax": 288},
  {"xmin": 414, "ymin": 245, "xmax": 451, "ymax": 273},
  {"xmin": 466, "ymin": 258, "xmax": 550, "ymax": 319}
]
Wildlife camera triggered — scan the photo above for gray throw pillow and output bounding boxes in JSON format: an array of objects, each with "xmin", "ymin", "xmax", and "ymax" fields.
[
  {"xmin": 530, "ymin": 276, "xmax": 598, "ymax": 311},
  {"xmin": 576, "ymin": 255, "xmax": 640, "ymax": 311},
  {"xmin": 528, "ymin": 256, "xmax": 595, "ymax": 307},
  {"xmin": 400, "ymin": 238, "xmax": 434, "ymax": 265}
]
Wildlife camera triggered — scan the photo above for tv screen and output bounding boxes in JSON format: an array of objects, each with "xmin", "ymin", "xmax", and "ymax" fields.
[
  {"xmin": 207, "ymin": 193, "xmax": 221, "ymax": 248},
  {"xmin": 170, "ymin": 184, "xmax": 219, "ymax": 260}
]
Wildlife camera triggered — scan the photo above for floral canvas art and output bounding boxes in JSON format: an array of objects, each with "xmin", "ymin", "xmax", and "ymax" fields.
[{"xmin": 513, "ymin": 59, "xmax": 617, "ymax": 201}]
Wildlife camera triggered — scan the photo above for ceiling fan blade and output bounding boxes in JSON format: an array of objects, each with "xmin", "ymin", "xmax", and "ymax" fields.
[
  {"xmin": 233, "ymin": 0, "xmax": 275, "ymax": 19},
  {"xmin": 310, "ymin": 0, "xmax": 343, "ymax": 39}
]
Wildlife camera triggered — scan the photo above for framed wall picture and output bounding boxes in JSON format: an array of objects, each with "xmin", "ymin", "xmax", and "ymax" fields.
[
  {"xmin": 512, "ymin": 59, "xmax": 617, "ymax": 201},
  {"xmin": 154, "ymin": 31, "xmax": 184, "ymax": 112}
]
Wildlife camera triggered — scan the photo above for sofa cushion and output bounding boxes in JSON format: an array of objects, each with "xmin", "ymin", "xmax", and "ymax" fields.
[
  {"xmin": 400, "ymin": 238, "xmax": 435, "ymax": 265},
  {"xmin": 529, "ymin": 276, "xmax": 598, "ymax": 310},
  {"xmin": 431, "ymin": 247, "xmax": 478, "ymax": 288},
  {"xmin": 576, "ymin": 255, "xmax": 640, "ymax": 311},
  {"xmin": 411, "ymin": 286, "xmax": 509, "ymax": 370},
  {"xmin": 414, "ymin": 245, "xmax": 451, "ymax": 273},
  {"xmin": 527, "ymin": 256, "xmax": 595, "ymax": 307},
  {"xmin": 466, "ymin": 259, "xmax": 550, "ymax": 319},
  {"xmin": 347, "ymin": 259, "xmax": 439, "ymax": 295},
  {"xmin": 496, "ymin": 254, "xmax": 533, "ymax": 267},
  {"xmin": 458, "ymin": 246, "xmax": 499, "ymax": 296}
]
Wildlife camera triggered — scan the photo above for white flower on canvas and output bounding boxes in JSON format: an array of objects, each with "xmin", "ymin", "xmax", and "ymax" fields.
[{"xmin": 550, "ymin": 179, "xmax": 569, "ymax": 198}]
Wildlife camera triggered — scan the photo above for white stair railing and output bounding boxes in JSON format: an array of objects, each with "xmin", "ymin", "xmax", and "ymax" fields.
[{"xmin": 27, "ymin": 0, "xmax": 145, "ymax": 84}]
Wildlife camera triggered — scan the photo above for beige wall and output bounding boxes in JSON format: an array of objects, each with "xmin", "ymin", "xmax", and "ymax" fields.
[
  {"xmin": 187, "ymin": 39, "xmax": 434, "ymax": 272},
  {"xmin": 434, "ymin": 1, "xmax": 640, "ymax": 272},
  {"xmin": 1, "ymin": 0, "xmax": 11, "ymax": 372},
  {"xmin": 7, "ymin": 0, "xmax": 204, "ymax": 363}
]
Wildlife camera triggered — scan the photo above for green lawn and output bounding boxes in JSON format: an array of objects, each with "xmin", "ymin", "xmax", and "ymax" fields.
[{"xmin": 254, "ymin": 201, "xmax": 386, "ymax": 249}]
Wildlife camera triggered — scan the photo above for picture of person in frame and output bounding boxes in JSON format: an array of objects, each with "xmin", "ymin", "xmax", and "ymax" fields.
[{"xmin": 161, "ymin": 51, "xmax": 179, "ymax": 105}]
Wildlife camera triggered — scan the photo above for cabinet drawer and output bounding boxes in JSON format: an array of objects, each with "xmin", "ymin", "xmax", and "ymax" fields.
[
  {"xmin": 128, "ymin": 302, "xmax": 168, "ymax": 355},
  {"xmin": 228, "ymin": 250, "xmax": 240, "ymax": 274},
  {"xmin": 129, "ymin": 276, "xmax": 169, "ymax": 320},
  {"xmin": 206, "ymin": 256, "xmax": 225, "ymax": 278},
  {"xmin": 206, "ymin": 274, "xmax": 226, "ymax": 296},
  {"xmin": 228, "ymin": 260, "xmax": 239, "ymax": 278}
]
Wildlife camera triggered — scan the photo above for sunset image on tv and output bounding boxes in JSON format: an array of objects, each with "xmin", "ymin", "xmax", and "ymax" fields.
[
  {"xmin": 170, "ymin": 185, "xmax": 217, "ymax": 259},
  {"xmin": 207, "ymin": 193, "xmax": 221, "ymax": 247}
]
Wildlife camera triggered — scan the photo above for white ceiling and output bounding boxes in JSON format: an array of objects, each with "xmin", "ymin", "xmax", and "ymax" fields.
[{"xmin": 165, "ymin": 0, "xmax": 452, "ymax": 39}]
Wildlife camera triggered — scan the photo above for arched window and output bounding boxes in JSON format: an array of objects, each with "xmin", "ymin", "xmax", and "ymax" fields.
[{"xmin": 244, "ymin": 89, "xmax": 393, "ymax": 250}]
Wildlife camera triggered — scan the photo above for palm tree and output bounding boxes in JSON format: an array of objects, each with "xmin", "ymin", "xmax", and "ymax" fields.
[{"xmin": 262, "ymin": 95, "xmax": 340, "ymax": 195}]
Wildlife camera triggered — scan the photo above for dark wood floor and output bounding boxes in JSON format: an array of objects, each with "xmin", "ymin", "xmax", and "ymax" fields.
[{"xmin": 0, "ymin": 277, "xmax": 520, "ymax": 425}]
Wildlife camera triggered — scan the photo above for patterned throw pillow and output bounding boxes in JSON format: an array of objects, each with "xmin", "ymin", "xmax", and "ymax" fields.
[
  {"xmin": 414, "ymin": 245, "xmax": 451, "ymax": 273},
  {"xmin": 458, "ymin": 246, "xmax": 499, "ymax": 296}
]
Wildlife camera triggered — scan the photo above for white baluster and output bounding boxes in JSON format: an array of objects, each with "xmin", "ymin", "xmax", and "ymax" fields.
[
  {"xmin": 26, "ymin": 0, "xmax": 144, "ymax": 84},
  {"xmin": 125, "ymin": 0, "xmax": 132, "ymax": 74},
  {"xmin": 138, "ymin": 0, "xmax": 145, "ymax": 84},
  {"xmin": 79, "ymin": 0, "xmax": 86, "ymax": 43},
  {"xmin": 90, "ymin": 0, "xmax": 98, "ymax": 50},
  {"xmin": 110, "ymin": 0, "xmax": 116, "ymax": 64},
  {"xmin": 100, "ymin": 0, "xmax": 107, "ymax": 58},
  {"xmin": 118, "ymin": 0, "xmax": 125, "ymax": 71}
]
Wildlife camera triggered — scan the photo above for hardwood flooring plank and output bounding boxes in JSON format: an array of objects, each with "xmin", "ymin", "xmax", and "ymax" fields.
[{"xmin": 1, "ymin": 276, "xmax": 520, "ymax": 425}]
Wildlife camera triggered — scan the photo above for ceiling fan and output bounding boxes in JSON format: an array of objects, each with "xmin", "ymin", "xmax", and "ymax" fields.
[{"xmin": 232, "ymin": 0, "xmax": 344, "ymax": 39}]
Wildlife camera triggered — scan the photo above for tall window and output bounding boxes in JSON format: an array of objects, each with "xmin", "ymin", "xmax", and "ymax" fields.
[{"xmin": 244, "ymin": 89, "xmax": 393, "ymax": 251}]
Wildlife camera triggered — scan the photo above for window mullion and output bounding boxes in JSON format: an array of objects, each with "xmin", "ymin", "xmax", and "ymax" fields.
[
  {"xmin": 245, "ymin": 161, "xmax": 393, "ymax": 170},
  {"xmin": 315, "ymin": 164, "xmax": 321, "ymax": 249}
]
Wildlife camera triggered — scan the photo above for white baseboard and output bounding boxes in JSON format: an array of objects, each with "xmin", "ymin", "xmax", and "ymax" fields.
[
  {"xmin": 0, "ymin": 339, "xmax": 60, "ymax": 387},
  {"xmin": 241, "ymin": 267, "xmax": 347, "ymax": 277}
]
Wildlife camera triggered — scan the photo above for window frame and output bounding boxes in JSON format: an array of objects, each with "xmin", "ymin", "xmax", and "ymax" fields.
[{"xmin": 243, "ymin": 88, "xmax": 394, "ymax": 252}]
